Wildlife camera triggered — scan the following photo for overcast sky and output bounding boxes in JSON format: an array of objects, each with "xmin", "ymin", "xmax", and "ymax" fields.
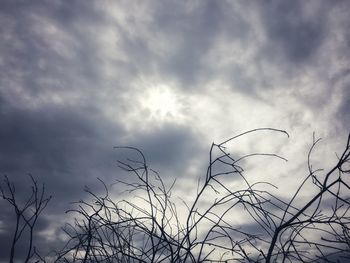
[{"xmin": 0, "ymin": 0, "xmax": 350, "ymax": 261}]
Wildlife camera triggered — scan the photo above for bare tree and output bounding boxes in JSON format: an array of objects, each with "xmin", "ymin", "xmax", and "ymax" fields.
[
  {"xmin": 2, "ymin": 129, "xmax": 349, "ymax": 262},
  {"xmin": 52, "ymin": 128, "xmax": 350, "ymax": 262},
  {"xmin": 0, "ymin": 175, "xmax": 52, "ymax": 263},
  {"xmin": 264, "ymin": 133, "xmax": 350, "ymax": 262}
]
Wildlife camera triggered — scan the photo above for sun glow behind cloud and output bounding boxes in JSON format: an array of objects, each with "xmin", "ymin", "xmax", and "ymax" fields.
[
  {"xmin": 120, "ymin": 80, "xmax": 191, "ymax": 132},
  {"xmin": 126, "ymin": 81, "xmax": 190, "ymax": 128},
  {"xmin": 143, "ymin": 85, "xmax": 179, "ymax": 119}
]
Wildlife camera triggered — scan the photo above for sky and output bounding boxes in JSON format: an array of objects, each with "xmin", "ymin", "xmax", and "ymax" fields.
[{"xmin": 0, "ymin": 0, "xmax": 350, "ymax": 261}]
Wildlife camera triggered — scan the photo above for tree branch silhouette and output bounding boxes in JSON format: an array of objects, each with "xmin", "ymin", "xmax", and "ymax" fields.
[
  {"xmin": 0, "ymin": 175, "xmax": 51, "ymax": 263},
  {"xmin": 2, "ymin": 129, "xmax": 349, "ymax": 262}
]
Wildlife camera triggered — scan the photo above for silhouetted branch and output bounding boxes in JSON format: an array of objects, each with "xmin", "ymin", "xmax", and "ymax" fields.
[
  {"xmin": 3, "ymin": 129, "xmax": 350, "ymax": 263},
  {"xmin": 0, "ymin": 175, "xmax": 51, "ymax": 263}
]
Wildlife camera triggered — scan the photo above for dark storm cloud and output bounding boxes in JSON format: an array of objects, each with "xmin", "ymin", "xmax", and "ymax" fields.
[
  {"xmin": 0, "ymin": 200, "xmax": 51, "ymax": 261},
  {"xmin": 0, "ymin": 204, "xmax": 16, "ymax": 260},
  {"xmin": 0, "ymin": 99, "xmax": 123, "ymax": 203},
  {"xmin": 0, "ymin": 100, "xmax": 123, "ymax": 261},
  {"xmin": 125, "ymin": 123, "xmax": 204, "ymax": 175},
  {"xmin": 258, "ymin": 0, "xmax": 327, "ymax": 63}
]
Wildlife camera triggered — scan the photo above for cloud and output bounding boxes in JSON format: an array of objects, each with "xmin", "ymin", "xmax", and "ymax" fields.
[
  {"xmin": 258, "ymin": 0, "xmax": 328, "ymax": 63},
  {"xmin": 0, "ymin": 202, "xmax": 52, "ymax": 262},
  {"xmin": 0, "ymin": 99, "xmax": 124, "ymax": 261},
  {"xmin": 124, "ymin": 123, "xmax": 204, "ymax": 175},
  {"xmin": 0, "ymin": 0, "xmax": 349, "ymax": 261},
  {"xmin": 0, "ymin": 99, "xmax": 123, "ymax": 197}
]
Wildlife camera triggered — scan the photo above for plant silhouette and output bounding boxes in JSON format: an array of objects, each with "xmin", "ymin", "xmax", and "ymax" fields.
[{"xmin": 1, "ymin": 128, "xmax": 349, "ymax": 262}]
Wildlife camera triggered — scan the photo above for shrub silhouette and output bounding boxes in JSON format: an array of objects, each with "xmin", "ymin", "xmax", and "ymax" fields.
[{"xmin": 1, "ymin": 128, "xmax": 350, "ymax": 262}]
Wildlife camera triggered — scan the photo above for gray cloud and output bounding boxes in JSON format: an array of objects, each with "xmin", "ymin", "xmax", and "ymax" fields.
[
  {"xmin": 152, "ymin": 0, "xmax": 224, "ymax": 85},
  {"xmin": 125, "ymin": 123, "xmax": 203, "ymax": 174},
  {"xmin": 335, "ymin": 70, "xmax": 350, "ymax": 130},
  {"xmin": 0, "ymin": 202, "xmax": 51, "ymax": 261},
  {"xmin": 258, "ymin": 0, "xmax": 327, "ymax": 64},
  {"xmin": 0, "ymin": 99, "xmax": 124, "ymax": 261},
  {"xmin": 0, "ymin": 0, "xmax": 349, "ymax": 261},
  {"xmin": 0, "ymin": 99, "xmax": 123, "ymax": 202}
]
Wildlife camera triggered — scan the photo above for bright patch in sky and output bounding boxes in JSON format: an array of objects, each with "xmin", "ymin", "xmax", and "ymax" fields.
[{"xmin": 142, "ymin": 85, "xmax": 181, "ymax": 120}]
